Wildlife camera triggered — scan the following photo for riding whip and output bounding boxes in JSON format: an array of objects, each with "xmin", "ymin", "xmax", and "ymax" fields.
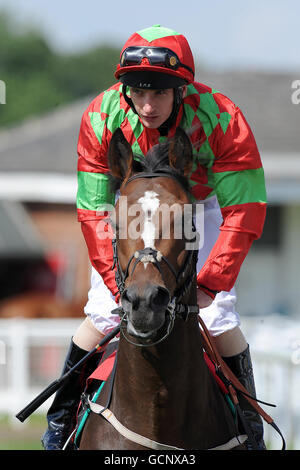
[{"xmin": 15, "ymin": 322, "xmax": 120, "ymax": 423}]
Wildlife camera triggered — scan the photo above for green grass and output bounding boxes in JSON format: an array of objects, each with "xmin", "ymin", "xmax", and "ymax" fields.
[{"xmin": 0, "ymin": 414, "xmax": 45, "ymax": 450}]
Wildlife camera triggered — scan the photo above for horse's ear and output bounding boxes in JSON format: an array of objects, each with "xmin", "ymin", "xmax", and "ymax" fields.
[
  {"xmin": 108, "ymin": 128, "xmax": 133, "ymax": 180},
  {"xmin": 168, "ymin": 127, "xmax": 193, "ymax": 176}
]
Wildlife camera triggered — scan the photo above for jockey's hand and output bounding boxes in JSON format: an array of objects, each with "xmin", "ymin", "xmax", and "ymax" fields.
[{"xmin": 197, "ymin": 288, "xmax": 214, "ymax": 309}]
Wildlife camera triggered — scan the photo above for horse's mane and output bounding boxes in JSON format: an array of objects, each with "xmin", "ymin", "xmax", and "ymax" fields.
[{"xmin": 111, "ymin": 140, "xmax": 191, "ymax": 193}]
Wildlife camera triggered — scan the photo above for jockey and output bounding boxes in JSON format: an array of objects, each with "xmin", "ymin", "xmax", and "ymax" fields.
[{"xmin": 42, "ymin": 25, "xmax": 267, "ymax": 450}]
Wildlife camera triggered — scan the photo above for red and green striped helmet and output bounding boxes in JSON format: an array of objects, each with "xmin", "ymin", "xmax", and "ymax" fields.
[{"xmin": 115, "ymin": 25, "xmax": 195, "ymax": 86}]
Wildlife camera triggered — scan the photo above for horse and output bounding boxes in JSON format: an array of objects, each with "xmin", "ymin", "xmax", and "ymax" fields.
[{"xmin": 78, "ymin": 127, "xmax": 247, "ymax": 450}]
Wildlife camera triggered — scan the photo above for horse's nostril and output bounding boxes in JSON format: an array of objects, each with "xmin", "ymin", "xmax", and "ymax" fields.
[
  {"xmin": 123, "ymin": 286, "xmax": 169, "ymax": 313},
  {"xmin": 122, "ymin": 288, "xmax": 139, "ymax": 310},
  {"xmin": 148, "ymin": 286, "xmax": 170, "ymax": 312}
]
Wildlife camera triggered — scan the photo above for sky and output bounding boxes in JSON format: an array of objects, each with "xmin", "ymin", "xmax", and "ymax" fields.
[{"xmin": 0, "ymin": 0, "xmax": 299, "ymax": 72}]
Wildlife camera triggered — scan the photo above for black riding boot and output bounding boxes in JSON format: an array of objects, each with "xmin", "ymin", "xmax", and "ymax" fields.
[
  {"xmin": 223, "ymin": 345, "xmax": 266, "ymax": 450},
  {"xmin": 41, "ymin": 339, "xmax": 101, "ymax": 450}
]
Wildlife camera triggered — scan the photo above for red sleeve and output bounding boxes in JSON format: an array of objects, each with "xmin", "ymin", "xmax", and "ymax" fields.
[
  {"xmin": 197, "ymin": 102, "xmax": 267, "ymax": 294},
  {"xmin": 81, "ymin": 218, "xmax": 119, "ymax": 298},
  {"xmin": 77, "ymin": 95, "xmax": 119, "ymax": 299}
]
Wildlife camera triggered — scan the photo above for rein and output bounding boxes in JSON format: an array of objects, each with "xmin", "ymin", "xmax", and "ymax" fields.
[{"xmin": 198, "ymin": 315, "xmax": 286, "ymax": 450}]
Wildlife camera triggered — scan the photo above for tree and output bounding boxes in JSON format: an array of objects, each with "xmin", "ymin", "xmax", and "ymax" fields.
[{"xmin": 0, "ymin": 11, "xmax": 120, "ymax": 126}]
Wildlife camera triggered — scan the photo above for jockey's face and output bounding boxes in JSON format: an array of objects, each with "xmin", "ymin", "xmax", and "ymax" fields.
[{"xmin": 129, "ymin": 88, "xmax": 174, "ymax": 129}]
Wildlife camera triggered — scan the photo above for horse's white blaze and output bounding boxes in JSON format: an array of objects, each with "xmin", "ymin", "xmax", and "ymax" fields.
[{"xmin": 138, "ymin": 191, "xmax": 160, "ymax": 253}]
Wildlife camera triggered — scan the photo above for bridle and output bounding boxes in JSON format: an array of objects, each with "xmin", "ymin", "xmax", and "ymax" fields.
[{"xmin": 112, "ymin": 171, "xmax": 200, "ymax": 347}]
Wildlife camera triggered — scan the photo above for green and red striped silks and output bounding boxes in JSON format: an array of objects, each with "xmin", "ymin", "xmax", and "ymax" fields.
[{"xmin": 77, "ymin": 80, "xmax": 266, "ymax": 297}]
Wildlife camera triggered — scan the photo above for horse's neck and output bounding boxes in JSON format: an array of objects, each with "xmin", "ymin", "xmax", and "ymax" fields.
[
  {"xmin": 108, "ymin": 316, "xmax": 237, "ymax": 449},
  {"xmin": 112, "ymin": 316, "xmax": 210, "ymax": 421}
]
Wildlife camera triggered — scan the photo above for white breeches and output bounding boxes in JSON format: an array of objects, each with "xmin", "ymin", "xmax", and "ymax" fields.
[{"xmin": 84, "ymin": 196, "xmax": 240, "ymax": 337}]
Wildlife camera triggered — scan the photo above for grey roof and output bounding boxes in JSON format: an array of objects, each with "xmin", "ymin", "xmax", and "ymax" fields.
[
  {"xmin": 0, "ymin": 70, "xmax": 298, "ymax": 176},
  {"xmin": 196, "ymin": 69, "xmax": 300, "ymax": 154},
  {"xmin": 0, "ymin": 97, "xmax": 92, "ymax": 174}
]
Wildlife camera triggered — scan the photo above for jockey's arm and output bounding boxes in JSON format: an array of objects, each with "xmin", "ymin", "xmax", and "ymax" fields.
[
  {"xmin": 196, "ymin": 105, "xmax": 267, "ymax": 296},
  {"xmin": 73, "ymin": 316, "xmax": 106, "ymax": 351},
  {"xmin": 77, "ymin": 99, "xmax": 119, "ymax": 301}
]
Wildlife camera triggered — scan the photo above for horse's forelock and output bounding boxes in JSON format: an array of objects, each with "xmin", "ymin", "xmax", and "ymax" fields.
[
  {"xmin": 111, "ymin": 140, "xmax": 190, "ymax": 193},
  {"xmin": 135, "ymin": 142, "xmax": 190, "ymax": 192}
]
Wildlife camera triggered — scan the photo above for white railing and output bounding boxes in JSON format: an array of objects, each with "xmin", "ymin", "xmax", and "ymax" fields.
[
  {"xmin": 0, "ymin": 318, "xmax": 82, "ymax": 420},
  {"xmin": 251, "ymin": 350, "xmax": 299, "ymax": 450},
  {"xmin": 0, "ymin": 317, "xmax": 299, "ymax": 449},
  {"xmin": 241, "ymin": 315, "xmax": 300, "ymax": 450}
]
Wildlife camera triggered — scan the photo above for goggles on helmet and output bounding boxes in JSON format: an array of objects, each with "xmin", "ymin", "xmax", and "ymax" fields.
[{"xmin": 120, "ymin": 46, "xmax": 194, "ymax": 75}]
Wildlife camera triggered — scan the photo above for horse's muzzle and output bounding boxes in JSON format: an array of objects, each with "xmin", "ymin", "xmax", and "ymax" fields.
[{"xmin": 121, "ymin": 284, "xmax": 170, "ymax": 339}]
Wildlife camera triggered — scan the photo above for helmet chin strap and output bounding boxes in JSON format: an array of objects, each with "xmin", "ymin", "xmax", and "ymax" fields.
[
  {"xmin": 122, "ymin": 85, "xmax": 137, "ymax": 114},
  {"xmin": 158, "ymin": 87, "xmax": 183, "ymax": 136},
  {"xmin": 122, "ymin": 85, "xmax": 183, "ymax": 137}
]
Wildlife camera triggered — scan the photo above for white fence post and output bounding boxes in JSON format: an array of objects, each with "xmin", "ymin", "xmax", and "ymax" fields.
[
  {"xmin": 9, "ymin": 319, "xmax": 29, "ymax": 427},
  {"xmin": 0, "ymin": 318, "xmax": 82, "ymax": 422}
]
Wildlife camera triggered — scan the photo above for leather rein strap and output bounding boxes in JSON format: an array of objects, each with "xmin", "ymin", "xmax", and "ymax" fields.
[{"xmin": 197, "ymin": 315, "xmax": 286, "ymax": 450}]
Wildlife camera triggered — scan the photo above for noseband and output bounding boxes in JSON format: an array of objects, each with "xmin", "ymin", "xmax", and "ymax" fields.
[{"xmin": 112, "ymin": 172, "xmax": 199, "ymax": 347}]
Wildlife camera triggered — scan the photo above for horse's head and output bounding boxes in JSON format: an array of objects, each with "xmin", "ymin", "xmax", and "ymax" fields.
[{"xmin": 108, "ymin": 127, "xmax": 197, "ymax": 343}]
